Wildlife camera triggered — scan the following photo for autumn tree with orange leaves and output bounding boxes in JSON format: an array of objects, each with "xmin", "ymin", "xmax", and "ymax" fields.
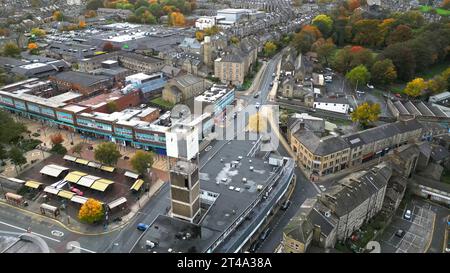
[
  {"xmin": 50, "ymin": 133, "xmax": 64, "ymax": 146},
  {"xmin": 79, "ymin": 20, "xmax": 86, "ymax": 28},
  {"xmin": 347, "ymin": 0, "xmax": 360, "ymax": 11},
  {"xmin": 27, "ymin": 43, "xmax": 38, "ymax": 51},
  {"xmin": 78, "ymin": 198, "xmax": 104, "ymax": 224},
  {"xmin": 170, "ymin": 12, "xmax": 185, "ymax": 26}
]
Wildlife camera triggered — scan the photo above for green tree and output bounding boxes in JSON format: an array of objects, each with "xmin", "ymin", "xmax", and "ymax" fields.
[
  {"xmin": 94, "ymin": 142, "xmax": 121, "ymax": 166},
  {"xmin": 86, "ymin": 0, "xmax": 104, "ymax": 10},
  {"xmin": 263, "ymin": 41, "xmax": 277, "ymax": 57},
  {"xmin": 313, "ymin": 38, "xmax": 336, "ymax": 65},
  {"xmin": 53, "ymin": 11, "xmax": 64, "ymax": 21},
  {"xmin": 230, "ymin": 36, "xmax": 239, "ymax": 44},
  {"xmin": 370, "ymin": 59, "xmax": 397, "ymax": 86},
  {"xmin": 204, "ymin": 26, "xmax": 219, "ymax": 36},
  {"xmin": 50, "ymin": 143, "xmax": 67, "ymax": 155},
  {"xmin": 106, "ymin": 101, "xmax": 118, "ymax": 113},
  {"xmin": 9, "ymin": 146, "xmax": 26, "ymax": 173},
  {"xmin": 292, "ymin": 25, "xmax": 322, "ymax": 54},
  {"xmin": 0, "ymin": 144, "xmax": 8, "ymax": 165},
  {"xmin": 0, "ymin": 111, "xmax": 26, "ymax": 144},
  {"xmin": 2, "ymin": 42, "xmax": 20, "ymax": 57},
  {"xmin": 352, "ymin": 19, "xmax": 383, "ymax": 47},
  {"xmin": 149, "ymin": 3, "xmax": 164, "ymax": 18},
  {"xmin": 393, "ymin": 11, "xmax": 424, "ymax": 29},
  {"xmin": 131, "ymin": 150, "xmax": 154, "ymax": 175},
  {"xmin": 72, "ymin": 143, "xmax": 84, "ymax": 157},
  {"xmin": 312, "ymin": 14, "xmax": 333, "ymax": 37},
  {"xmin": 351, "ymin": 102, "xmax": 381, "ymax": 128},
  {"xmin": 135, "ymin": 0, "xmax": 150, "ymax": 9},
  {"xmin": 31, "ymin": 28, "xmax": 46, "ymax": 37},
  {"xmin": 381, "ymin": 43, "xmax": 416, "ymax": 81},
  {"xmin": 386, "ymin": 24, "xmax": 412, "ymax": 45},
  {"xmin": 403, "ymin": 78, "xmax": 427, "ymax": 97},
  {"xmin": 427, "ymin": 76, "xmax": 447, "ymax": 94},
  {"xmin": 346, "ymin": 65, "xmax": 371, "ymax": 87}
]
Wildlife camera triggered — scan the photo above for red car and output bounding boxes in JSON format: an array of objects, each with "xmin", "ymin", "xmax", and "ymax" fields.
[
  {"xmin": 394, "ymin": 93, "xmax": 402, "ymax": 98},
  {"xmin": 70, "ymin": 187, "xmax": 83, "ymax": 196}
]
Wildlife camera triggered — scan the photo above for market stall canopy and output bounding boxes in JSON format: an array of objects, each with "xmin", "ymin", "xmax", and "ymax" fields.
[
  {"xmin": 130, "ymin": 179, "xmax": 144, "ymax": 191},
  {"xmin": 64, "ymin": 171, "xmax": 87, "ymax": 183},
  {"xmin": 25, "ymin": 180, "xmax": 43, "ymax": 189},
  {"xmin": 77, "ymin": 175, "xmax": 100, "ymax": 188},
  {"xmin": 100, "ymin": 165, "xmax": 115, "ymax": 173},
  {"xmin": 108, "ymin": 197, "xmax": 127, "ymax": 210},
  {"xmin": 40, "ymin": 164, "xmax": 69, "ymax": 177},
  {"xmin": 63, "ymin": 155, "xmax": 77, "ymax": 162},
  {"xmin": 58, "ymin": 190, "xmax": 75, "ymax": 199},
  {"xmin": 125, "ymin": 171, "xmax": 140, "ymax": 179},
  {"xmin": 71, "ymin": 195, "xmax": 88, "ymax": 205},
  {"xmin": 75, "ymin": 158, "xmax": 89, "ymax": 165},
  {"xmin": 87, "ymin": 161, "xmax": 102, "ymax": 168},
  {"xmin": 44, "ymin": 186, "xmax": 60, "ymax": 195}
]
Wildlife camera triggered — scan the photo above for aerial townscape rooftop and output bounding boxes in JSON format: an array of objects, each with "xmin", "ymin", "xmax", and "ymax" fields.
[{"xmin": 0, "ymin": 0, "xmax": 448, "ymax": 268}]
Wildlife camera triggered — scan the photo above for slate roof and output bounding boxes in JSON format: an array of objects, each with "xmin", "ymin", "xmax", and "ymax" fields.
[
  {"xmin": 53, "ymin": 71, "xmax": 110, "ymax": 87},
  {"xmin": 293, "ymin": 130, "xmax": 349, "ymax": 156},
  {"xmin": 430, "ymin": 144, "xmax": 450, "ymax": 162},
  {"xmin": 321, "ymin": 163, "xmax": 392, "ymax": 217},
  {"xmin": 173, "ymin": 74, "xmax": 203, "ymax": 88},
  {"xmin": 343, "ymin": 119, "xmax": 423, "ymax": 146}
]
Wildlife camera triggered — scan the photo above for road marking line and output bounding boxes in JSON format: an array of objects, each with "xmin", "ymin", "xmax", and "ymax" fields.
[
  {"xmin": 0, "ymin": 220, "xmax": 61, "ymax": 243},
  {"xmin": 68, "ymin": 243, "xmax": 96, "ymax": 253}
]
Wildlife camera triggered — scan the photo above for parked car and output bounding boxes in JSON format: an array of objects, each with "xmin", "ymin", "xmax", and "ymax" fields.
[
  {"xmin": 69, "ymin": 187, "xmax": 83, "ymax": 196},
  {"xmin": 137, "ymin": 223, "xmax": 150, "ymax": 231},
  {"xmin": 404, "ymin": 209, "xmax": 412, "ymax": 220},
  {"xmin": 248, "ymin": 240, "xmax": 262, "ymax": 253},
  {"xmin": 394, "ymin": 93, "xmax": 402, "ymax": 98},
  {"xmin": 281, "ymin": 200, "xmax": 291, "ymax": 210},
  {"xmin": 259, "ymin": 227, "xmax": 272, "ymax": 241},
  {"xmin": 395, "ymin": 229, "xmax": 406, "ymax": 238}
]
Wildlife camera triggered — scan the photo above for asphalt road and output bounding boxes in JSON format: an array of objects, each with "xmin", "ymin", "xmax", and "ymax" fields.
[
  {"xmin": 105, "ymin": 183, "xmax": 170, "ymax": 253},
  {"xmin": 0, "ymin": 201, "xmax": 117, "ymax": 253},
  {"xmin": 235, "ymin": 50, "xmax": 321, "ymax": 252}
]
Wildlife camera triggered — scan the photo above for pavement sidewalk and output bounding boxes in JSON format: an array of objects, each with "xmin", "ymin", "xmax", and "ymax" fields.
[{"xmin": 243, "ymin": 61, "xmax": 268, "ymax": 96}]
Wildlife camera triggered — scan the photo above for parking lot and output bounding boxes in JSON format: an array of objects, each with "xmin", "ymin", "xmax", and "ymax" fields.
[{"xmin": 379, "ymin": 203, "xmax": 435, "ymax": 253}]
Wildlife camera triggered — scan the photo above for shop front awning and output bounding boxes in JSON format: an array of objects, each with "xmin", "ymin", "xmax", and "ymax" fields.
[
  {"xmin": 100, "ymin": 165, "xmax": 115, "ymax": 172},
  {"xmin": 64, "ymin": 171, "xmax": 87, "ymax": 183},
  {"xmin": 58, "ymin": 190, "xmax": 76, "ymax": 199},
  {"xmin": 40, "ymin": 164, "xmax": 69, "ymax": 177},
  {"xmin": 63, "ymin": 155, "xmax": 77, "ymax": 162},
  {"xmin": 25, "ymin": 180, "xmax": 43, "ymax": 189},
  {"xmin": 44, "ymin": 186, "xmax": 60, "ymax": 195},
  {"xmin": 130, "ymin": 179, "xmax": 144, "ymax": 191},
  {"xmin": 75, "ymin": 158, "xmax": 89, "ymax": 165}
]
